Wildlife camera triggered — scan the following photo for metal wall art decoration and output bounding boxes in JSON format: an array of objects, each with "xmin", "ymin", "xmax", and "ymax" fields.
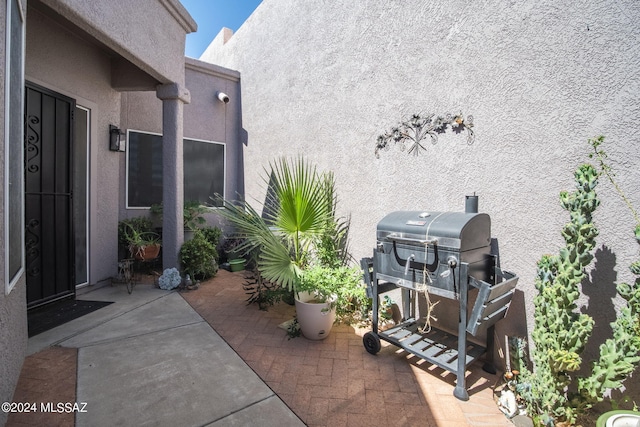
[{"xmin": 374, "ymin": 113, "xmax": 474, "ymax": 158}]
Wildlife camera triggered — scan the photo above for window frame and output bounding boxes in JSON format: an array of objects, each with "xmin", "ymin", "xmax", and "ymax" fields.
[
  {"xmin": 4, "ymin": 0, "xmax": 25, "ymax": 295},
  {"xmin": 125, "ymin": 129, "xmax": 226, "ymax": 210}
]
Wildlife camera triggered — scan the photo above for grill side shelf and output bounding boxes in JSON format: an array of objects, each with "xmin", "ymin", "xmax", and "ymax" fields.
[
  {"xmin": 467, "ymin": 268, "xmax": 519, "ymax": 336},
  {"xmin": 379, "ymin": 319, "xmax": 486, "ymax": 374}
]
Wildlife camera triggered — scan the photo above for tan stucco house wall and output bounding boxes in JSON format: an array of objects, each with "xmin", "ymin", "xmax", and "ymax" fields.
[
  {"xmin": 1, "ymin": 1, "xmax": 29, "ymax": 419},
  {"xmin": 0, "ymin": 0, "xmax": 244, "ymax": 420}
]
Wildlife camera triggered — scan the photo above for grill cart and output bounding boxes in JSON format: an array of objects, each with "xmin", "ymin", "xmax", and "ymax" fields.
[{"xmin": 360, "ymin": 198, "xmax": 518, "ymax": 401}]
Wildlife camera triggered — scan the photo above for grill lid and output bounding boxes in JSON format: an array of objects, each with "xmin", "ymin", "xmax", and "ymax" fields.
[{"xmin": 377, "ymin": 211, "xmax": 491, "ymax": 251}]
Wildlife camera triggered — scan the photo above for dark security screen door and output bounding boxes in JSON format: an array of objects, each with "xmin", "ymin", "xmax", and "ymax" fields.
[{"xmin": 25, "ymin": 83, "xmax": 76, "ymax": 308}]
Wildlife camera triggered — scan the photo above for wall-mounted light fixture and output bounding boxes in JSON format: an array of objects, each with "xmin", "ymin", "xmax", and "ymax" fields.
[
  {"xmin": 216, "ymin": 91, "xmax": 230, "ymax": 104},
  {"xmin": 109, "ymin": 125, "xmax": 125, "ymax": 151}
]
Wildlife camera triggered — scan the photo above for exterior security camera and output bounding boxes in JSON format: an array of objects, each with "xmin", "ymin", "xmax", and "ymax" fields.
[{"xmin": 217, "ymin": 92, "xmax": 230, "ymax": 103}]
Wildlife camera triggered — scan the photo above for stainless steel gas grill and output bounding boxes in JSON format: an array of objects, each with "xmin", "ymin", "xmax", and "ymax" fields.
[{"xmin": 360, "ymin": 197, "xmax": 519, "ymax": 401}]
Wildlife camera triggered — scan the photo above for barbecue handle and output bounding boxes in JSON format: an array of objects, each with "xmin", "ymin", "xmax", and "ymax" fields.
[{"xmin": 387, "ymin": 234, "xmax": 438, "ymax": 245}]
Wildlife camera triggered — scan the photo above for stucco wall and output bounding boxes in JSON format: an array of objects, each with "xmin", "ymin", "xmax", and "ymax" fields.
[
  {"xmin": 0, "ymin": 282, "xmax": 27, "ymax": 426},
  {"xmin": 26, "ymin": 6, "xmax": 123, "ymax": 284},
  {"xmin": 37, "ymin": 0, "xmax": 195, "ymax": 85},
  {"xmin": 0, "ymin": 3, "xmax": 28, "ymax": 424},
  {"xmin": 120, "ymin": 58, "xmax": 243, "ymax": 224},
  {"xmin": 201, "ymin": 0, "xmax": 640, "ymax": 345}
]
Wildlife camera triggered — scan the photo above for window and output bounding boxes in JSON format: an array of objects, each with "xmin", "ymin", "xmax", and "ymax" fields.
[
  {"xmin": 5, "ymin": 0, "xmax": 25, "ymax": 294},
  {"xmin": 183, "ymin": 137, "xmax": 225, "ymax": 206},
  {"xmin": 126, "ymin": 130, "xmax": 225, "ymax": 208},
  {"xmin": 126, "ymin": 131, "xmax": 163, "ymax": 208}
]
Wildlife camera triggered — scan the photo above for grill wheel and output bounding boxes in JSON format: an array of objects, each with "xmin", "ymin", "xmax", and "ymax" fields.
[{"xmin": 363, "ymin": 332, "xmax": 381, "ymax": 355}]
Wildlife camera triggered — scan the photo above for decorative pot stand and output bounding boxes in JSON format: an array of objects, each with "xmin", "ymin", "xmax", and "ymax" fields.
[
  {"xmin": 115, "ymin": 252, "xmax": 161, "ymax": 294},
  {"xmin": 115, "ymin": 258, "xmax": 136, "ymax": 294}
]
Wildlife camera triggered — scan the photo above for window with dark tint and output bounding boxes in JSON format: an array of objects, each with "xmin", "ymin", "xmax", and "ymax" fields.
[
  {"xmin": 127, "ymin": 131, "xmax": 225, "ymax": 208},
  {"xmin": 127, "ymin": 131, "xmax": 163, "ymax": 208},
  {"xmin": 184, "ymin": 138, "xmax": 225, "ymax": 207}
]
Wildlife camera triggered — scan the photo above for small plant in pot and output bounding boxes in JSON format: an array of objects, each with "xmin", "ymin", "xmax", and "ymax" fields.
[
  {"xmin": 296, "ymin": 264, "xmax": 366, "ymax": 339},
  {"xmin": 118, "ymin": 217, "xmax": 161, "ymax": 260}
]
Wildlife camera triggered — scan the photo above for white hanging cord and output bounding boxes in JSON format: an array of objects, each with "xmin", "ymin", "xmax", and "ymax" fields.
[{"xmin": 418, "ymin": 242, "xmax": 439, "ymax": 334}]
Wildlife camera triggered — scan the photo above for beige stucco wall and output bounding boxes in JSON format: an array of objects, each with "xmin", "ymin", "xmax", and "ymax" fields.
[
  {"xmin": 26, "ymin": 6, "xmax": 123, "ymax": 284},
  {"xmin": 120, "ymin": 58, "xmax": 243, "ymax": 224},
  {"xmin": 201, "ymin": 0, "xmax": 640, "ymax": 350},
  {"xmin": 37, "ymin": 0, "xmax": 195, "ymax": 85},
  {"xmin": 0, "ymin": 2, "xmax": 28, "ymax": 423}
]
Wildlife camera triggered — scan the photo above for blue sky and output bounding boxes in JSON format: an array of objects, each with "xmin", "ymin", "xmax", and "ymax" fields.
[{"xmin": 181, "ymin": 0, "xmax": 263, "ymax": 58}]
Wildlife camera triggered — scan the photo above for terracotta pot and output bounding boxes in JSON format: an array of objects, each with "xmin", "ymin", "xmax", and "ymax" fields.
[{"xmin": 133, "ymin": 244, "xmax": 161, "ymax": 261}]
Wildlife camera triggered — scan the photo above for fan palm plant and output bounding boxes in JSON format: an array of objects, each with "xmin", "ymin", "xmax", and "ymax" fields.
[{"xmin": 215, "ymin": 157, "xmax": 345, "ymax": 292}]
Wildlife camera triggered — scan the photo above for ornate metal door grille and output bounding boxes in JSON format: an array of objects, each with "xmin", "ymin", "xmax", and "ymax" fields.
[{"xmin": 25, "ymin": 82, "xmax": 75, "ymax": 308}]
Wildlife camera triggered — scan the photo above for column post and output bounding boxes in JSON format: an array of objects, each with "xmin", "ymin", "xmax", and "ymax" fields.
[{"xmin": 156, "ymin": 82, "xmax": 190, "ymax": 270}]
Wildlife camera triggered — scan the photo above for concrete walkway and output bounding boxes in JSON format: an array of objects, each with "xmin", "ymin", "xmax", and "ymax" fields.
[
  {"xmin": 15, "ymin": 282, "xmax": 303, "ymax": 427},
  {"xmin": 9, "ymin": 270, "xmax": 512, "ymax": 426}
]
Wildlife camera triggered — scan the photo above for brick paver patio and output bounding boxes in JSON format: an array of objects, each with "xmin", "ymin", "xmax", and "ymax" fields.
[
  {"xmin": 182, "ymin": 270, "xmax": 512, "ymax": 427},
  {"xmin": 8, "ymin": 347, "xmax": 77, "ymax": 427}
]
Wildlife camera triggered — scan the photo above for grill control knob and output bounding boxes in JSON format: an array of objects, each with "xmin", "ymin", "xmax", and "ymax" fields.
[{"xmin": 447, "ymin": 256, "xmax": 458, "ymax": 269}]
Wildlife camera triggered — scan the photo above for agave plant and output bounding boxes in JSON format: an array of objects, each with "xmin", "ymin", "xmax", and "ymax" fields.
[{"xmin": 215, "ymin": 157, "xmax": 348, "ymax": 291}]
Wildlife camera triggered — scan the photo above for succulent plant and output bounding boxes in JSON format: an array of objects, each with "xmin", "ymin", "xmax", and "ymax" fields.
[
  {"xmin": 158, "ymin": 267, "xmax": 181, "ymax": 290},
  {"xmin": 516, "ymin": 139, "xmax": 640, "ymax": 426}
]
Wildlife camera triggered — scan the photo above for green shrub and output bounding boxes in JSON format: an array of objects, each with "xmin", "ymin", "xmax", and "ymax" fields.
[
  {"xmin": 179, "ymin": 231, "xmax": 219, "ymax": 280},
  {"xmin": 200, "ymin": 226, "xmax": 222, "ymax": 251}
]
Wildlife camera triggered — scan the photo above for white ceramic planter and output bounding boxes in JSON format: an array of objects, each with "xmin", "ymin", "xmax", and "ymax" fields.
[
  {"xmin": 597, "ymin": 411, "xmax": 640, "ymax": 427},
  {"xmin": 295, "ymin": 292, "xmax": 336, "ymax": 340}
]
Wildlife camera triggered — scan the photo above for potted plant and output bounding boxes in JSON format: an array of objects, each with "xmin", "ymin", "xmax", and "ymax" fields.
[
  {"xmin": 118, "ymin": 217, "xmax": 161, "ymax": 261},
  {"xmin": 296, "ymin": 264, "xmax": 365, "ymax": 339},
  {"xmin": 151, "ymin": 200, "xmax": 208, "ymax": 240},
  {"xmin": 215, "ymin": 157, "xmax": 363, "ymax": 340}
]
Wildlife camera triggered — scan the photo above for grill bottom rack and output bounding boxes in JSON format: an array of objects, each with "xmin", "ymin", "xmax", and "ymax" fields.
[{"xmin": 370, "ymin": 319, "xmax": 486, "ymax": 374}]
